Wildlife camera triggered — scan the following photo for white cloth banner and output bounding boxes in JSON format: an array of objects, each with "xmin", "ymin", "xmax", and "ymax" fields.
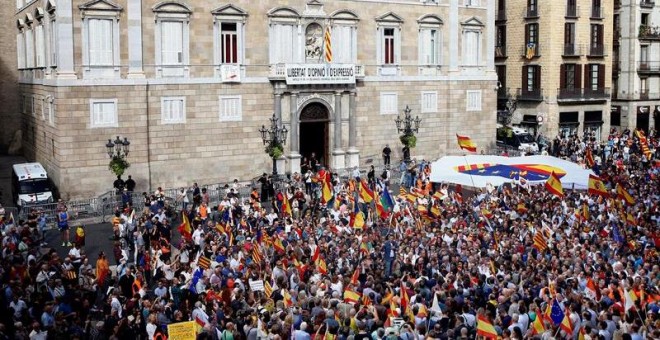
[{"xmin": 429, "ymin": 155, "xmax": 595, "ymax": 189}]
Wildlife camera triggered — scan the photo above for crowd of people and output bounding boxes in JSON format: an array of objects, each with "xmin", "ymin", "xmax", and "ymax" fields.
[{"xmin": 0, "ymin": 128, "xmax": 659, "ymax": 340}]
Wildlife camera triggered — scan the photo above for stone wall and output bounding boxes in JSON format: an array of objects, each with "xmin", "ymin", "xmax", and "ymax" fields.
[{"xmin": 0, "ymin": 3, "xmax": 21, "ymax": 153}]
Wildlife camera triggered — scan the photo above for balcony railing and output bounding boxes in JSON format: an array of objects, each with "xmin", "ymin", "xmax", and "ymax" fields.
[
  {"xmin": 566, "ymin": 5, "xmax": 579, "ymax": 18},
  {"xmin": 557, "ymin": 87, "xmax": 610, "ymax": 101},
  {"xmin": 525, "ymin": 7, "xmax": 539, "ymax": 19},
  {"xmin": 591, "ymin": 6, "xmax": 603, "ymax": 19},
  {"xmin": 638, "ymin": 61, "xmax": 660, "ymax": 74},
  {"xmin": 563, "ymin": 44, "xmax": 582, "ymax": 57},
  {"xmin": 496, "ymin": 10, "xmax": 506, "ymax": 21},
  {"xmin": 640, "ymin": 0, "xmax": 655, "ymax": 9},
  {"xmin": 639, "ymin": 25, "xmax": 660, "ymax": 40},
  {"xmin": 521, "ymin": 43, "xmax": 541, "ymax": 58},
  {"xmin": 517, "ymin": 88, "xmax": 544, "ymax": 101},
  {"xmin": 588, "ymin": 44, "xmax": 606, "ymax": 57},
  {"xmin": 495, "ymin": 45, "xmax": 507, "ymax": 58}
]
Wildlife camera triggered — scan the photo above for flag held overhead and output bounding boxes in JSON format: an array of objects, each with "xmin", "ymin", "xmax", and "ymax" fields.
[{"xmin": 456, "ymin": 134, "xmax": 477, "ymax": 153}]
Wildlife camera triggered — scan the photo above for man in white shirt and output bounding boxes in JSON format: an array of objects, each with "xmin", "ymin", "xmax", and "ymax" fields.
[{"xmin": 10, "ymin": 295, "xmax": 27, "ymax": 320}]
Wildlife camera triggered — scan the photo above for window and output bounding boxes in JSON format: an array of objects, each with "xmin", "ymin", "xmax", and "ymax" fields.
[
  {"xmin": 89, "ymin": 99, "xmax": 118, "ymax": 128},
  {"xmin": 40, "ymin": 98, "xmax": 46, "ymax": 121},
  {"xmin": 31, "ymin": 97, "xmax": 37, "ymax": 116},
  {"xmin": 466, "ymin": 91, "xmax": 482, "ymax": 111},
  {"xmin": 270, "ymin": 23, "xmax": 298, "ymax": 63},
  {"xmin": 161, "ymin": 97, "xmax": 186, "ymax": 124},
  {"xmin": 380, "ymin": 92, "xmax": 398, "ymax": 115},
  {"xmin": 526, "ymin": 24, "xmax": 538, "ymax": 45},
  {"xmin": 331, "ymin": 25, "xmax": 358, "ymax": 63},
  {"xmin": 527, "ymin": 0, "xmax": 538, "ymax": 16},
  {"xmin": 589, "ymin": 24, "xmax": 604, "ymax": 55},
  {"xmin": 419, "ymin": 28, "xmax": 440, "ymax": 65},
  {"xmin": 49, "ymin": 18, "xmax": 57, "ymax": 67},
  {"xmin": 153, "ymin": 2, "xmax": 190, "ymax": 77},
  {"xmin": 586, "ymin": 64, "xmax": 604, "ymax": 91},
  {"xmin": 641, "ymin": 46, "xmax": 648, "ymax": 64},
  {"xmin": 522, "ymin": 65, "xmax": 541, "ymax": 93},
  {"xmin": 564, "ymin": 23, "xmax": 575, "ymax": 46},
  {"xmin": 219, "ymin": 95, "xmax": 242, "ymax": 122},
  {"xmin": 384, "ymin": 28, "xmax": 395, "ymax": 64},
  {"xmin": 376, "ymin": 12, "xmax": 403, "ymax": 69},
  {"xmin": 88, "ymin": 19, "xmax": 113, "ymax": 66},
  {"xmin": 16, "ymin": 31, "xmax": 25, "ymax": 69},
  {"xmin": 496, "ymin": 65, "xmax": 507, "ymax": 97},
  {"xmin": 496, "ymin": 25, "xmax": 506, "ymax": 57},
  {"xmin": 220, "ymin": 23, "xmax": 238, "ymax": 64},
  {"xmin": 80, "ymin": 0, "xmax": 121, "ymax": 78},
  {"xmin": 462, "ymin": 18, "xmax": 484, "ymax": 66},
  {"xmin": 560, "ymin": 64, "xmax": 581, "ymax": 91},
  {"xmin": 35, "ymin": 24, "xmax": 45, "ymax": 67},
  {"xmin": 421, "ymin": 91, "xmax": 437, "ymax": 113},
  {"xmin": 566, "ymin": 0, "xmax": 577, "ymax": 17},
  {"xmin": 591, "ymin": 0, "xmax": 602, "ymax": 18},
  {"xmin": 464, "ymin": 0, "xmax": 480, "ymax": 5},
  {"xmin": 25, "ymin": 27, "xmax": 34, "ymax": 68},
  {"xmin": 47, "ymin": 97, "xmax": 54, "ymax": 125}
]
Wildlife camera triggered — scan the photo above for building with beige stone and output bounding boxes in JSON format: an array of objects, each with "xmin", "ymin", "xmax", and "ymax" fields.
[
  {"xmin": 612, "ymin": 0, "xmax": 660, "ymax": 132},
  {"xmin": 14, "ymin": 0, "xmax": 496, "ymax": 199},
  {"xmin": 495, "ymin": 0, "xmax": 613, "ymax": 139}
]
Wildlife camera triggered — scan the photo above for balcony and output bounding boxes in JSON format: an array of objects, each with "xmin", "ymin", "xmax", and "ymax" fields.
[
  {"xmin": 516, "ymin": 88, "xmax": 544, "ymax": 101},
  {"xmin": 590, "ymin": 6, "xmax": 603, "ymax": 20},
  {"xmin": 563, "ymin": 44, "xmax": 582, "ymax": 57},
  {"xmin": 639, "ymin": 25, "xmax": 660, "ymax": 40},
  {"xmin": 640, "ymin": 0, "xmax": 655, "ymax": 9},
  {"xmin": 524, "ymin": 7, "xmax": 539, "ymax": 19},
  {"xmin": 588, "ymin": 44, "xmax": 606, "ymax": 57},
  {"xmin": 557, "ymin": 87, "xmax": 610, "ymax": 103},
  {"xmin": 495, "ymin": 45, "xmax": 507, "ymax": 58},
  {"xmin": 565, "ymin": 5, "xmax": 579, "ymax": 18},
  {"xmin": 496, "ymin": 10, "xmax": 506, "ymax": 22},
  {"xmin": 638, "ymin": 61, "xmax": 660, "ymax": 75},
  {"xmin": 521, "ymin": 43, "xmax": 541, "ymax": 58}
]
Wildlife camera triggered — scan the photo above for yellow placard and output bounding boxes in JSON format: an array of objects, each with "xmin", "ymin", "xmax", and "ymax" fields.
[{"xmin": 167, "ymin": 321, "xmax": 197, "ymax": 340}]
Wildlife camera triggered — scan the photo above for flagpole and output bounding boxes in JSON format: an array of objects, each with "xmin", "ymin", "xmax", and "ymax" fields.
[{"xmin": 462, "ymin": 155, "xmax": 478, "ymax": 190}]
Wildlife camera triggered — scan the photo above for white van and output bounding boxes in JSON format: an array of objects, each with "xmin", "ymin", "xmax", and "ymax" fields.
[
  {"xmin": 496, "ymin": 124, "xmax": 539, "ymax": 154},
  {"xmin": 12, "ymin": 162, "xmax": 55, "ymax": 207}
]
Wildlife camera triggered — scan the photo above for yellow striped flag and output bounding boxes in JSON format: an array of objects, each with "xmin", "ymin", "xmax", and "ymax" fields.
[
  {"xmin": 588, "ymin": 175, "xmax": 609, "ymax": 197},
  {"xmin": 198, "ymin": 256, "xmax": 211, "ymax": 270},
  {"xmin": 343, "ymin": 289, "xmax": 361, "ymax": 304},
  {"xmin": 533, "ymin": 232, "xmax": 548, "ymax": 252},
  {"xmin": 317, "ymin": 258, "xmax": 328, "ymax": 275},
  {"xmin": 264, "ymin": 280, "xmax": 273, "ymax": 298},
  {"xmin": 476, "ymin": 315, "xmax": 498, "ymax": 339},
  {"xmin": 65, "ymin": 270, "xmax": 77, "ymax": 280},
  {"xmin": 456, "ymin": 134, "xmax": 477, "ymax": 153},
  {"xmin": 531, "ymin": 312, "xmax": 546, "ymax": 335},
  {"xmin": 544, "ymin": 171, "xmax": 564, "ymax": 198},
  {"xmin": 616, "ymin": 183, "xmax": 635, "ymax": 205},
  {"xmin": 252, "ymin": 247, "xmax": 263, "ymax": 264},
  {"xmin": 324, "ymin": 26, "xmax": 332, "ymax": 63}
]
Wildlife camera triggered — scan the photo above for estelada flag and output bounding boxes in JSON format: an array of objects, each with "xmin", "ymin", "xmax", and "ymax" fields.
[
  {"xmin": 456, "ymin": 134, "xmax": 477, "ymax": 153},
  {"xmin": 588, "ymin": 175, "xmax": 609, "ymax": 197},
  {"xmin": 476, "ymin": 315, "xmax": 498, "ymax": 339},
  {"xmin": 343, "ymin": 289, "xmax": 361, "ymax": 304},
  {"xmin": 282, "ymin": 194, "xmax": 292, "ymax": 216},
  {"xmin": 616, "ymin": 183, "xmax": 636, "ymax": 205},
  {"xmin": 544, "ymin": 171, "xmax": 564, "ymax": 198},
  {"xmin": 358, "ymin": 180, "xmax": 374, "ymax": 203},
  {"xmin": 198, "ymin": 256, "xmax": 211, "ymax": 270}
]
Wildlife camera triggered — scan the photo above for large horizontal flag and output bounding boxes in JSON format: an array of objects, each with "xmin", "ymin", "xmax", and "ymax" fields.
[
  {"xmin": 359, "ymin": 180, "xmax": 374, "ymax": 203},
  {"xmin": 456, "ymin": 134, "xmax": 477, "ymax": 153},
  {"xmin": 343, "ymin": 289, "xmax": 361, "ymax": 304},
  {"xmin": 616, "ymin": 183, "xmax": 635, "ymax": 205}
]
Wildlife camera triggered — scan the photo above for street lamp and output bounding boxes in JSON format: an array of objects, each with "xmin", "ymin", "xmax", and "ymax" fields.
[
  {"xmin": 259, "ymin": 114, "xmax": 288, "ymax": 176},
  {"xmin": 106, "ymin": 136, "xmax": 130, "ymax": 159},
  {"xmin": 394, "ymin": 105, "xmax": 421, "ymax": 162}
]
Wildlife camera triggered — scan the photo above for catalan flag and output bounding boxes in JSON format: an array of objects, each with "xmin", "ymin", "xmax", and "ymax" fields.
[
  {"xmin": 64, "ymin": 270, "xmax": 77, "ymax": 280},
  {"xmin": 252, "ymin": 247, "xmax": 263, "ymax": 264},
  {"xmin": 264, "ymin": 279, "xmax": 273, "ymax": 298},
  {"xmin": 476, "ymin": 315, "xmax": 498, "ymax": 339},
  {"xmin": 283, "ymin": 290, "xmax": 294, "ymax": 308},
  {"xmin": 198, "ymin": 256, "xmax": 211, "ymax": 270},
  {"xmin": 343, "ymin": 289, "xmax": 361, "ymax": 304},
  {"xmin": 358, "ymin": 180, "xmax": 374, "ymax": 203},
  {"xmin": 215, "ymin": 222, "xmax": 226, "ymax": 234},
  {"xmin": 533, "ymin": 232, "xmax": 548, "ymax": 252},
  {"xmin": 544, "ymin": 171, "xmax": 564, "ymax": 198},
  {"xmin": 588, "ymin": 175, "xmax": 609, "ymax": 197},
  {"xmin": 456, "ymin": 134, "xmax": 477, "ymax": 153},
  {"xmin": 324, "ymin": 25, "xmax": 332, "ymax": 63},
  {"xmin": 635, "ymin": 130, "xmax": 653, "ymax": 160}
]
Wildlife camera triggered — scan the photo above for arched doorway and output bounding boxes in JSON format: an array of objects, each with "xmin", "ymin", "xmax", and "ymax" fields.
[{"xmin": 299, "ymin": 102, "xmax": 329, "ymax": 170}]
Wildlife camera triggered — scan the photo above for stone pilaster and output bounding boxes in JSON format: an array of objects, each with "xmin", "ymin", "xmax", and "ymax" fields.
[
  {"xmin": 127, "ymin": 0, "xmax": 145, "ymax": 79},
  {"xmin": 346, "ymin": 91, "xmax": 359, "ymax": 168},
  {"xmin": 289, "ymin": 92, "xmax": 301, "ymax": 174},
  {"xmin": 56, "ymin": 0, "xmax": 76, "ymax": 79}
]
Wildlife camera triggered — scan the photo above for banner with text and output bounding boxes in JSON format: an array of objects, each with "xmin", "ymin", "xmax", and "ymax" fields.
[{"xmin": 285, "ymin": 64, "xmax": 355, "ymax": 85}]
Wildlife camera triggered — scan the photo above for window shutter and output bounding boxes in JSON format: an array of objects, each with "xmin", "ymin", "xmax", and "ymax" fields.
[
  {"xmin": 525, "ymin": 25, "xmax": 530, "ymax": 44},
  {"xmin": 559, "ymin": 64, "xmax": 566, "ymax": 89},
  {"xmin": 418, "ymin": 29, "xmax": 425, "ymax": 65},
  {"xmin": 394, "ymin": 27, "xmax": 401, "ymax": 64},
  {"xmin": 575, "ymin": 63, "xmax": 582, "ymax": 88},
  {"xmin": 583, "ymin": 64, "xmax": 590, "ymax": 89},
  {"xmin": 522, "ymin": 66, "xmax": 528, "ymax": 92},
  {"xmin": 597, "ymin": 25, "xmax": 603, "ymax": 45},
  {"xmin": 598, "ymin": 64, "xmax": 605, "ymax": 88},
  {"xmin": 102, "ymin": 19, "xmax": 113, "ymax": 65},
  {"xmin": 535, "ymin": 66, "xmax": 541, "ymax": 89},
  {"xmin": 376, "ymin": 27, "xmax": 382, "ymax": 64}
]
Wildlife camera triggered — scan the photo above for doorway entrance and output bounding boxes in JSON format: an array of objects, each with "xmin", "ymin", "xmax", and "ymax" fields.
[{"xmin": 299, "ymin": 103, "xmax": 329, "ymax": 171}]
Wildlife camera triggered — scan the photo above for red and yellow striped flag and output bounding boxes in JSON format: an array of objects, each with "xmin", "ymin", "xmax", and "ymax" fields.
[
  {"xmin": 198, "ymin": 256, "xmax": 211, "ymax": 270},
  {"xmin": 324, "ymin": 26, "xmax": 332, "ymax": 63},
  {"xmin": 456, "ymin": 134, "xmax": 477, "ymax": 153},
  {"xmin": 544, "ymin": 171, "xmax": 564, "ymax": 198}
]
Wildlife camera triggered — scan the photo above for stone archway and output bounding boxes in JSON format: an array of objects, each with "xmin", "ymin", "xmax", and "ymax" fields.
[{"xmin": 299, "ymin": 102, "xmax": 330, "ymax": 170}]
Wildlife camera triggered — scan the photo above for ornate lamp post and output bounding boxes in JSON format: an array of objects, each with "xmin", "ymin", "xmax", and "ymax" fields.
[
  {"xmin": 394, "ymin": 105, "xmax": 421, "ymax": 163},
  {"xmin": 259, "ymin": 114, "xmax": 288, "ymax": 176},
  {"xmin": 105, "ymin": 136, "xmax": 131, "ymax": 177}
]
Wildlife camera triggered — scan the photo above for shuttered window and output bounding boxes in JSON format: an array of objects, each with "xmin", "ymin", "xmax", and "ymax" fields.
[
  {"xmin": 380, "ymin": 92, "xmax": 398, "ymax": 115},
  {"xmin": 161, "ymin": 21, "xmax": 184, "ymax": 65},
  {"xmin": 219, "ymin": 96, "xmax": 242, "ymax": 122},
  {"xmin": 90, "ymin": 99, "xmax": 118, "ymax": 128},
  {"xmin": 419, "ymin": 28, "xmax": 440, "ymax": 65},
  {"xmin": 88, "ymin": 19, "xmax": 113, "ymax": 66},
  {"xmin": 161, "ymin": 97, "xmax": 186, "ymax": 124},
  {"xmin": 35, "ymin": 25, "xmax": 45, "ymax": 67}
]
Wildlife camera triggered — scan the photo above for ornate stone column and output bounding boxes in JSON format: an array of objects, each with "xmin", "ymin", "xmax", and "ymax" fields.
[
  {"xmin": 289, "ymin": 93, "xmax": 301, "ymax": 174},
  {"xmin": 346, "ymin": 91, "xmax": 360, "ymax": 168},
  {"xmin": 332, "ymin": 91, "xmax": 345, "ymax": 170}
]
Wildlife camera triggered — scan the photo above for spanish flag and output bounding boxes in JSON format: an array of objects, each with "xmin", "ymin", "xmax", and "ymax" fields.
[
  {"xmin": 358, "ymin": 180, "xmax": 374, "ymax": 203},
  {"xmin": 560, "ymin": 308, "xmax": 574, "ymax": 334},
  {"xmin": 322, "ymin": 180, "xmax": 334, "ymax": 204},
  {"xmin": 178, "ymin": 212, "xmax": 192, "ymax": 241},
  {"xmin": 588, "ymin": 175, "xmax": 609, "ymax": 197},
  {"xmin": 317, "ymin": 258, "xmax": 328, "ymax": 275},
  {"xmin": 273, "ymin": 238, "xmax": 285, "ymax": 253},
  {"xmin": 616, "ymin": 183, "xmax": 635, "ymax": 205},
  {"xmin": 476, "ymin": 315, "xmax": 498, "ymax": 339},
  {"xmin": 544, "ymin": 171, "xmax": 564, "ymax": 198},
  {"xmin": 626, "ymin": 212, "xmax": 637, "ymax": 226},
  {"xmin": 456, "ymin": 134, "xmax": 477, "ymax": 153},
  {"xmin": 282, "ymin": 194, "xmax": 292, "ymax": 216},
  {"xmin": 531, "ymin": 312, "xmax": 546, "ymax": 335},
  {"xmin": 343, "ymin": 289, "xmax": 361, "ymax": 304},
  {"xmin": 283, "ymin": 290, "xmax": 294, "ymax": 307}
]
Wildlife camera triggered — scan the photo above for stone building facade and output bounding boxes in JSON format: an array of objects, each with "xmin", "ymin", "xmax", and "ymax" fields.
[
  {"xmin": 495, "ymin": 0, "xmax": 614, "ymax": 139},
  {"xmin": 612, "ymin": 0, "xmax": 660, "ymax": 133},
  {"xmin": 1, "ymin": 2, "xmax": 21, "ymax": 152},
  {"xmin": 15, "ymin": 0, "xmax": 496, "ymax": 198}
]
